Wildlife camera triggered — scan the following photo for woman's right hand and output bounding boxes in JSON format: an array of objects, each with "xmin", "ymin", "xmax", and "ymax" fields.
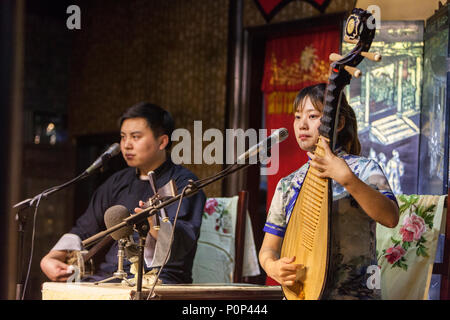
[
  {"xmin": 40, "ymin": 250, "xmax": 72, "ymax": 282},
  {"xmin": 259, "ymin": 233, "xmax": 305, "ymax": 286},
  {"xmin": 266, "ymin": 256, "xmax": 304, "ymax": 286}
]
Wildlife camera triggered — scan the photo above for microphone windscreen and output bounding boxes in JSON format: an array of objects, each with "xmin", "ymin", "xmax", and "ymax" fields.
[
  {"xmin": 277, "ymin": 128, "xmax": 289, "ymax": 141},
  {"xmin": 104, "ymin": 205, "xmax": 133, "ymax": 240},
  {"xmin": 108, "ymin": 143, "xmax": 121, "ymax": 157}
]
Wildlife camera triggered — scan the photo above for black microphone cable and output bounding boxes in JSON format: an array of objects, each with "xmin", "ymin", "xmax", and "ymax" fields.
[
  {"xmin": 20, "ymin": 184, "xmax": 50, "ymax": 300},
  {"xmin": 19, "ymin": 144, "xmax": 118, "ymax": 299},
  {"xmin": 19, "ymin": 169, "xmax": 89, "ymax": 300}
]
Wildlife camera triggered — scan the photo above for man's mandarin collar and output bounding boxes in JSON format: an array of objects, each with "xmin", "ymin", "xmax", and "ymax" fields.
[{"xmin": 135, "ymin": 158, "xmax": 173, "ymax": 180}]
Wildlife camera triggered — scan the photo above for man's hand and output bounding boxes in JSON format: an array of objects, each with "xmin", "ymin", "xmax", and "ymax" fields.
[
  {"xmin": 40, "ymin": 250, "xmax": 72, "ymax": 282},
  {"xmin": 135, "ymin": 200, "xmax": 159, "ymax": 240}
]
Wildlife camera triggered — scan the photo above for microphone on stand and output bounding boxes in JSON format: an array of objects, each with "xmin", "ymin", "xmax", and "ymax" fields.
[
  {"xmin": 13, "ymin": 143, "xmax": 121, "ymax": 211},
  {"xmin": 85, "ymin": 143, "xmax": 121, "ymax": 175},
  {"xmin": 104, "ymin": 205, "xmax": 133, "ymax": 240},
  {"xmin": 95, "ymin": 205, "xmax": 135, "ymax": 286},
  {"xmin": 104, "ymin": 205, "xmax": 136, "ymax": 253},
  {"xmin": 236, "ymin": 128, "xmax": 289, "ymax": 163},
  {"xmin": 103, "ymin": 205, "xmax": 139, "ymax": 261},
  {"xmin": 13, "ymin": 142, "xmax": 122, "ymax": 299}
]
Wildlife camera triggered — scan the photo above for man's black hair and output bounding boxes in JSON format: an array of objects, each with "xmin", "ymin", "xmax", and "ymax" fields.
[{"xmin": 119, "ymin": 102, "xmax": 175, "ymax": 149}]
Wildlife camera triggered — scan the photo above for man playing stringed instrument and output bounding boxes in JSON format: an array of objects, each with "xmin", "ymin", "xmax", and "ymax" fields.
[
  {"xmin": 259, "ymin": 83, "xmax": 399, "ymax": 299},
  {"xmin": 40, "ymin": 102, "xmax": 206, "ymax": 284}
]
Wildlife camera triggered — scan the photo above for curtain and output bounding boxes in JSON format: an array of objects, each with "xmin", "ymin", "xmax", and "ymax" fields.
[{"xmin": 261, "ymin": 23, "xmax": 340, "ymax": 285}]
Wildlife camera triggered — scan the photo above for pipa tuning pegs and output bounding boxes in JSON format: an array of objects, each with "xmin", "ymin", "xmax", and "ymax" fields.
[
  {"xmin": 344, "ymin": 66, "xmax": 361, "ymax": 78},
  {"xmin": 361, "ymin": 51, "xmax": 382, "ymax": 62}
]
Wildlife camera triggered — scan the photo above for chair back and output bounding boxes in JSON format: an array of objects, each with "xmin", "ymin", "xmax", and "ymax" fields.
[
  {"xmin": 192, "ymin": 191, "xmax": 260, "ymax": 283},
  {"xmin": 376, "ymin": 194, "xmax": 447, "ymax": 299}
]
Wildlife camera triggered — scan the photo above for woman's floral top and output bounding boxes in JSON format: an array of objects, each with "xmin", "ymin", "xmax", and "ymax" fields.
[{"xmin": 264, "ymin": 147, "xmax": 398, "ymax": 300}]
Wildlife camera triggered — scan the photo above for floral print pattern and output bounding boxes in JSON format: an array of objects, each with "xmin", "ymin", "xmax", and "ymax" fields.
[
  {"xmin": 204, "ymin": 198, "xmax": 218, "ymax": 216},
  {"xmin": 378, "ymin": 194, "xmax": 436, "ymax": 271},
  {"xmin": 385, "ymin": 245, "xmax": 406, "ymax": 264},
  {"xmin": 203, "ymin": 198, "xmax": 232, "ymax": 234},
  {"xmin": 376, "ymin": 194, "xmax": 446, "ymax": 299}
]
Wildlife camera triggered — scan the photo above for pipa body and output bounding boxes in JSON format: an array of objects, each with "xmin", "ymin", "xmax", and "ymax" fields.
[{"xmin": 280, "ymin": 143, "xmax": 331, "ymax": 300}]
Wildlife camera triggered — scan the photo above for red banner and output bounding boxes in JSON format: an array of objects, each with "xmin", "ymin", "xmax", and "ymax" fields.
[
  {"xmin": 261, "ymin": 23, "xmax": 340, "ymax": 285},
  {"xmin": 254, "ymin": 0, "xmax": 331, "ymax": 22}
]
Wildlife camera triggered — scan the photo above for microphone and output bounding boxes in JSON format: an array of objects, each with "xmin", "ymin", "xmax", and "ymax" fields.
[
  {"xmin": 104, "ymin": 205, "xmax": 133, "ymax": 240},
  {"xmin": 103, "ymin": 205, "xmax": 136, "ymax": 285},
  {"xmin": 85, "ymin": 143, "xmax": 121, "ymax": 175},
  {"xmin": 237, "ymin": 128, "xmax": 289, "ymax": 163}
]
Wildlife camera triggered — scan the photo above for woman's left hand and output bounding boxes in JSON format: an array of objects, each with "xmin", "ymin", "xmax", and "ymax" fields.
[
  {"xmin": 306, "ymin": 137, "xmax": 354, "ymax": 186},
  {"xmin": 308, "ymin": 138, "xmax": 399, "ymax": 228}
]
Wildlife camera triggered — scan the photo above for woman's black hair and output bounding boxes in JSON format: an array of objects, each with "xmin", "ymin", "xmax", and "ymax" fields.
[
  {"xmin": 119, "ymin": 102, "xmax": 175, "ymax": 149},
  {"xmin": 293, "ymin": 83, "xmax": 361, "ymax": 155}
]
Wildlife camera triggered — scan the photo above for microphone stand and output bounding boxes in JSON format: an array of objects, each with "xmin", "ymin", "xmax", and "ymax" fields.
[
  {"xmin": 13, "ymin": 171, "xmax": 90, "ymax": 211},
  {"xmin": 12, "ymin": 171, "xmax": 90, "ymax": 300},
  {"xmin": 134, "ymin": 219, "xmax": 150, "ymax": 300},
  {"xmin": 94, "ymin": 237, "xmax": 134, "ymax": 286},
  {"xmin": 81, "ymin": 161, "xmax": 252, "ymax": 299}
]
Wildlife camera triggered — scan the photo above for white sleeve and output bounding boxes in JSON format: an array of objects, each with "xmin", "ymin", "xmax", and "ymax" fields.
[{"xmin": 51, "ymin": 233, "xmax": 82, "ymax": 251}]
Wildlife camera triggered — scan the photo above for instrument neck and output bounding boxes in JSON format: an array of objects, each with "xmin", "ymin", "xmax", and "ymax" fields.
[{"xmin": 309, "ymin": 136, "xmax": 330, "ymax": 180}]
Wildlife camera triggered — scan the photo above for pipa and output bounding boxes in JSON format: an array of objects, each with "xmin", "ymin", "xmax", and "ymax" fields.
[{"xmin": 280, "ymin": 8, "xmax": 379, "ymax": 300}]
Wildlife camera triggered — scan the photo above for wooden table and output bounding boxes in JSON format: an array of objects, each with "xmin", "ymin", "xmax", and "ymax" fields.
[{"xmin": 41, "ymin": 282, "xmax": 284, "ymax": 300}]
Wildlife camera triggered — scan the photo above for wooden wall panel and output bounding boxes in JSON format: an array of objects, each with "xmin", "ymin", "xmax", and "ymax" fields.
[{"xmin": 68, "ymin": 0, "xmax": 230, "ymax": 197}]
